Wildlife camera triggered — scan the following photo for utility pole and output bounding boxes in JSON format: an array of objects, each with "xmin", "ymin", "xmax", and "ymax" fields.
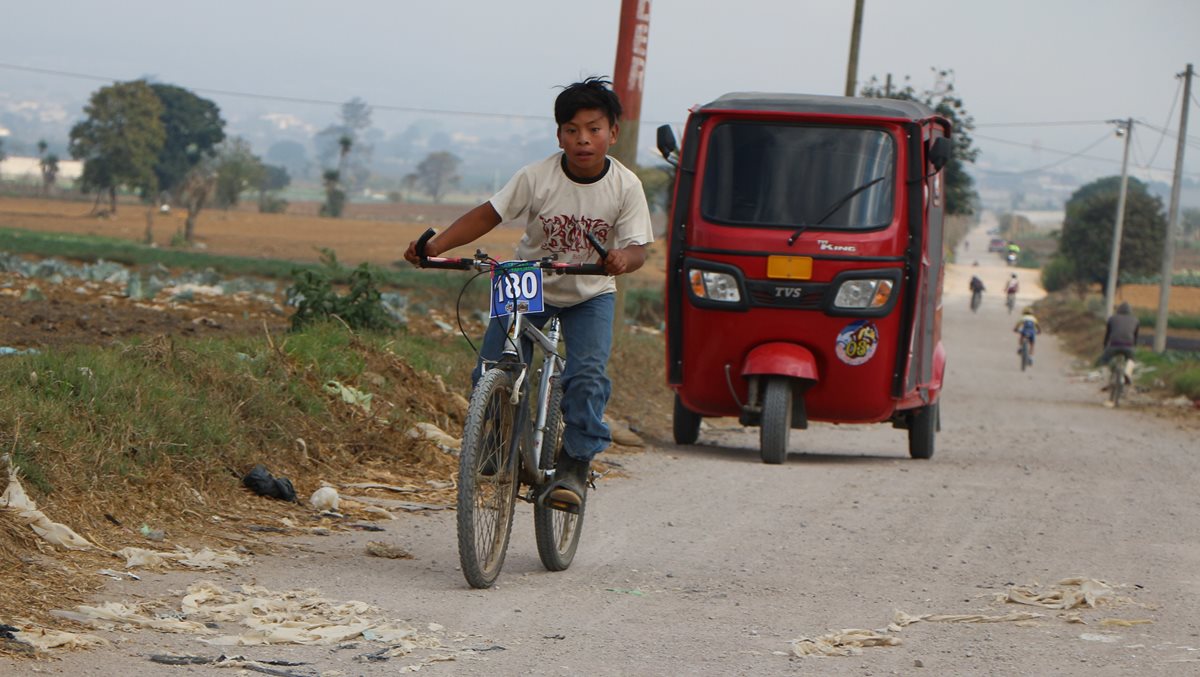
[
  {"xmin": 1154, "ymin": 63, "xmax": 1192, "ymax": 353},
  {"xmin": 844, "ymin": 0, "xmax": 864, "ymax": 97},
  {"xmin": 884, "ymin": 73, "xmax": 892, "ymax": 97},
  {"xmin": 1103, "ymin": 118, "xmax": 1133, "ymax": 319},
  {"xmin": 610, "ymin": 0, "xmax": 652, "ymax": 337}
]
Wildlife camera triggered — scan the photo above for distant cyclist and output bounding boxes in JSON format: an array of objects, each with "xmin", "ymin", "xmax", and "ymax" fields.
[
  {"xmin": 1099, "ymin": 302, "xmax": 1140, "ymax": 384},
  {"xmin": 969, "ymin": 275, "xmax": 985, "ymax": 312},
  {"xmin": 1005, "ymin": 273, "xmax": 1019, "ymax": 313},
  {"xmin": 1013, "ymin": 307, "xmax": 1041, "ymax": 363}
]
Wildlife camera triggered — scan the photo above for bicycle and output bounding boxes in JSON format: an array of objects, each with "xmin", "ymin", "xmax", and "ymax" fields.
[
  {"xmin": 1018, "ymin": 334, "xmax": 1032, "ymax": 371},
  {"xmin": 414, "ymin": 228, "xmax": 607, "ymax": 589},
  {"xmin": 970, "ymin": 289, "xmax": 982, "ymax": 313},
  {"xmin": 1005, "ymin": 292, "xmax": 1016, "ymax": 314},
  {"xmin": 1108, "ymin": 353, "xmax": 1127, "ymax": 407}
]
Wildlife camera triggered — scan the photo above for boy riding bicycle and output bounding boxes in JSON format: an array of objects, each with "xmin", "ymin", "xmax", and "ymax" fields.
[
  {"xmin": 1013, "ymin": 307, "xmax": 1041, "ymax": 363},
  {"xmin": 404, "ymin": 77, "xmax": 653, "ymax": 511}
]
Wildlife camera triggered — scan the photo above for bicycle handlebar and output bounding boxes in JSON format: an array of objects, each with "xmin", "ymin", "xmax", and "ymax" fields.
[{"xmin": 414, "ymin": 227, "xmax": 608, "ymax": 275}]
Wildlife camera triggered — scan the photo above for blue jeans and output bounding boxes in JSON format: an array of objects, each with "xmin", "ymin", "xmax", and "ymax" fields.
[{"xmin": 471, "ymin": 293, "xmax": 614, "ymax": 462}]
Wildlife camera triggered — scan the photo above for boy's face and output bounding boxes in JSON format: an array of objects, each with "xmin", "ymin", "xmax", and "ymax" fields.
[{"xmin": 557, "ymin": 108, "xmax": 618, "ymax": 179}]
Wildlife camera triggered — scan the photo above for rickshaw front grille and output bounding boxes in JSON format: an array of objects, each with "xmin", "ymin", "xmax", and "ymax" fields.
[{"xmin": 746, "ymin": 281, "xmax": 829, "ymax": 309}]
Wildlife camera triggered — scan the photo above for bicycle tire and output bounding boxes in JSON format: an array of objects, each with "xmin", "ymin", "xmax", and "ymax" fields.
[
  {"xmin": 534, "ymin": 376, "xmax": 585, "ymax": 571},
  {"xmin": 1110, "ymin": 355, "xmax": 1125, "ymax": 407},
  {"xmin": 457, "ymin": 368, "xmax": 521, "ymax": 589},
  {"xmin": 1020, "ymin": 339, "xmax": 1030, "ymax": 371}
]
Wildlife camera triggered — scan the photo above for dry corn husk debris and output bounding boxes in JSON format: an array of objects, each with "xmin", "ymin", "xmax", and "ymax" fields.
[
  {"xmin": 791, "ymin": 629, "xmax": 900, "ymax": 657},
  {"xmin": 9, "ymin": 626, "xmax": 109, "ymax": 652},
  {"xmin": 54, "ymin": 581, "xmax": 446, "ymax": 651},
  {"xmin": 790, "ymin": 576, "xmax": 1144, "ymax": 658},
  {"xmin": 406, "ymin": 422, "xmax": 461, "ymax": 452},
  {"xmin": 1, "ymin": 454, "xmax": 94, "ymax": 550},
  {"xmin": 115, "ymin": 546, "xmax": 248, "ymax": 570},
  {"xmin": 1000, "ymin": 577, "xmax": 1114, "ymax": 610}
]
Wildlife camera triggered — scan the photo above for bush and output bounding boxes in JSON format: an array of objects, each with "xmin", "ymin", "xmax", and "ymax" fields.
[
  {"xmin": 1041, "ymin": 256, "xmax": 1075, "ymax": 292},
  {"xmin": 1173, "ymin": 367, "xmax": 1200, "ymax": 399},
  {"xmin": 259, "ymin": 196, "xmax": 289, "ymax": 214},
  {"xmin": 287, "ymin": 250, "xmax": 394, "ymax": 331}
]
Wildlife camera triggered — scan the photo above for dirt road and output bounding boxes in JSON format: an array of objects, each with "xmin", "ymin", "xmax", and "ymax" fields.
[{"xmin": 9, "ymin": 218, "xmax": 1200, "ymax": 675}]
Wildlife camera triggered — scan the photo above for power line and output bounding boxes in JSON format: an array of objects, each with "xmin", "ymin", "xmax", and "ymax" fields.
[
  {"xmin": 973, "ymin": 130, "xmax": 1115, "ymax": 175},
  {"xmin": 1145, "ymin": 77, "xmax": 1182, "ymax": 167},
  {"xmin": 973, "ymin": 120, "xmax": 1109, "ymax": 128},
  {"xmin": 0, "ymin": 61, "xmax": 553, "ymax": 122}
]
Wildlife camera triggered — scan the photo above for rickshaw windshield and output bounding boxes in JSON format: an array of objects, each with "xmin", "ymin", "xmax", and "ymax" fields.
[{"xmin": 700, "ymin": 122, "xmax": 896, "ymax": 230}]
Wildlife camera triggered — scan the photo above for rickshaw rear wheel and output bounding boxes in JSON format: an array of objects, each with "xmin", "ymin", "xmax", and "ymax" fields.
[
  {"xmin": 908, "ymin": 401, "xmax": 938, "ymax": 460},
  {"xmin": 673, "ymin": 395, "xmax": 702, "ymax": 445},
  {"xmin": 760, "ymin": 377, "xmax": 792, "ymax": 464}
]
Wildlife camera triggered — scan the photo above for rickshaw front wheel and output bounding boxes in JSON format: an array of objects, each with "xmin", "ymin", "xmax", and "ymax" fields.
[
  {"xmin": 908, "ymin": 401, "xmax": 938, "ymax": 460},
  {"xmin": 760, "ymin": 377, "xmax": 792, "ymax": 464},
  {"xmin": 673, "ymin": 395, "xmax": 702, "ymax": 445}
]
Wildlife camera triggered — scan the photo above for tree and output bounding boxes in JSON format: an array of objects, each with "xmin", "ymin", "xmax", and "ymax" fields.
[
  {"xmin": 69, "ymin": 80, "xmax": 165, "ymax": 214},
  {"xmin": 37, "ymin": 140, "xmax": 59, "ymax": 196},
  {"xmin": 265, "ymin": 140, "xmax": 310, "ymax": 178},
  {"xmin": 860, "ymin": 69, "xmax": 979, "ymax": 215},
  {"xmin": 319, "ymin": 169, "xmax": 346, "ymax": 218},
  {"xmin": 256, "ymin": 164, "xmax": 290, "ymax": 213},
  {"xmin": 408, "ymin": 151, "xmax": 461, "ymax": 203},
  {"xmin": 147, "ymin": 83, "xmax": 225, "ymax": 199},
  {"xmin": 314, "ymin": 97, "xmax": 373, "ymax": 191},
  {"xmin": 212, "ymin": 137, "xmax": 265, "ymax": 209},
  {"xmin": 1058, "ymin": 176, "xmax": 1166, "ymax": 286},
  {"xmin": 178, "ymin": 158, "xmax": 217, "ymax": 244},
  {"xmin": 636, "ymin": 164, "xmax": 674, "ymax": 213}
]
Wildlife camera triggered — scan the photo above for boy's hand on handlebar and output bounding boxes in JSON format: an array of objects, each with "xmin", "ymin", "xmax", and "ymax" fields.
[
  {"xmin": 602, "ymin": 244, "xmax": 646, "ymax": 276},
  {"xmin": 404, "ymin": 237, "xmax": 438, "ymax": 266}
]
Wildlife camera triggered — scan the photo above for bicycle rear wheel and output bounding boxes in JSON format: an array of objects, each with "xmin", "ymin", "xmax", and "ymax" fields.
[
  {"xmin": 457, "ymin": 368, "xmax": 521, "ymax": 589},
  {"xmin": 534, "ymin": 376, "xmax": 585, "ymax": 571},
  {"xmin": 1020, "ymin": 339, "xmax": 1030, "ymax": 371}
]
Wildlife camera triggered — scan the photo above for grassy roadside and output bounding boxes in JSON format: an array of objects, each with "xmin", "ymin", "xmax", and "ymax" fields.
[{"xmin": 1035, "ymin": 293, "xmax": 1200, "ymax": 400}]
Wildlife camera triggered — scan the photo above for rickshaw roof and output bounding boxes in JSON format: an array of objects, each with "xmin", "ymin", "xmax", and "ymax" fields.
[{"xmin": 700, "ymin": 92, "xmax": 938, "ymax": 122}]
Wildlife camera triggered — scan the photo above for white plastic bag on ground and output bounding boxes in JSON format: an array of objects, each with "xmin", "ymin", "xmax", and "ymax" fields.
[{"xmin": 1, "ymin": 454, "xmax": 94, "ymax": 550}]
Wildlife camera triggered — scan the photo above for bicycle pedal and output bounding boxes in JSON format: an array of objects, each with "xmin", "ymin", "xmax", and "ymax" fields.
[{"xmin": 538, "ymin": 492, "xmax": 582, "ymax": 515}]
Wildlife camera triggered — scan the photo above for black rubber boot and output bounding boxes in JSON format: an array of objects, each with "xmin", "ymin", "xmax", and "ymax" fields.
[{"xmin": 547, "ymin": 453, "xmax": 590, "ymax": 511}]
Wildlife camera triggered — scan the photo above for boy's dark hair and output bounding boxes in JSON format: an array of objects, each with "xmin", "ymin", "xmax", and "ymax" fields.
[{"xmin": 555, "ymin": 77, "xmax": 623, "ymax": 127}]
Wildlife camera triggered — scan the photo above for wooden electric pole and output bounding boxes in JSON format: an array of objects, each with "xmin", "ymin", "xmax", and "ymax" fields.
[
  {"xmin": 844, "ymin": 0, "xmax": 865, "ymax": 97},
  {"xmin": 1154, "ymin": 63, "xmax": 1192, "ymax": 353},
  {"xmin": 610, "ymin": 0, "xmax": 652, "ymax": 337}
]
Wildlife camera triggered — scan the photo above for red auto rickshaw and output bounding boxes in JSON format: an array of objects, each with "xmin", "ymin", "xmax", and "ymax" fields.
[{"xmin": 655, "ymin": 92, "xmax": 952, "ymax": 463}]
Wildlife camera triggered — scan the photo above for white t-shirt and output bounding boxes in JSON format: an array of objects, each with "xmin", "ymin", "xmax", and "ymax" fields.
[{"xmin": 489, "ymin": 153, "xmax": 654, "ymax": 307}]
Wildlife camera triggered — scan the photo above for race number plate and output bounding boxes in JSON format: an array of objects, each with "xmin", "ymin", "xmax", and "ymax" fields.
[{"xmin": 490, "ymin": 262, "xmax": 544, "ymax": 318}]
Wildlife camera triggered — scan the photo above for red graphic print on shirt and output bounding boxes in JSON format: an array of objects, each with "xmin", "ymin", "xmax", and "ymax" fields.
[{"xmin": 539, "ymin": 215, "xmax": 612, "ymax": 256}]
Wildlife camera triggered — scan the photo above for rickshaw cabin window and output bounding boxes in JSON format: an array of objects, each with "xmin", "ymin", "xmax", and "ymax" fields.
[{"xmin": 700, "ymin": 123, "xmax": 896, "ymax": 230}]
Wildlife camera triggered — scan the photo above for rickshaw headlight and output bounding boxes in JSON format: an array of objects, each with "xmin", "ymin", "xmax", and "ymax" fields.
[
  {"xmin": 688, "ymin": 269, "xmax": 741, "ymax": 303},
  {"xmin": 834, "ymin": 279, "xmax": 894, "ymax": 309}
]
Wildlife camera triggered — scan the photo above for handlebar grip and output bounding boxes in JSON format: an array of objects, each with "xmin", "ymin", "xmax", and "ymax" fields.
[
  {"xmin": 568, "ymin": 263, "xmax": 607, "ymax": 275},
  {"xmin": 415, "ymin": 228, "xmax": 437, "ymax": 264},
  {"xmin": 584, "ymin": 231, "xmax": 609, "ymax": 260}
]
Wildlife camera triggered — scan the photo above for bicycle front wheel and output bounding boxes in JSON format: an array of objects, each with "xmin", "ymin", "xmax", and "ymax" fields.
[
  {"xmin": 457, "ymin": 368, "xmax": 521, "ymax": 589},
  {"xmin": 534, "ymin": 376, "xmax": 585, "ymax": 571}
]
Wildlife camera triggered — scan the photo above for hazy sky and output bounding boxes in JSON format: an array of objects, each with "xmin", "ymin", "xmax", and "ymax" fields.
[{"xmin": 2, "ymin": 0, "xmax": 1198, "ymax": 183}]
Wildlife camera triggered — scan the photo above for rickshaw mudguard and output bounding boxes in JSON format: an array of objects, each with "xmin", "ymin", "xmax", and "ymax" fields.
[{"xmin": 741, "ymin": 343, "xmax": 819, "ymax": 382}]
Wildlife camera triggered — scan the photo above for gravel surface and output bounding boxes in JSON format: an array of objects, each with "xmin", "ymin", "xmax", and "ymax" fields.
[{"xmin": 8, "ymin": 221, "xmax": 1200, "ymax": 676}]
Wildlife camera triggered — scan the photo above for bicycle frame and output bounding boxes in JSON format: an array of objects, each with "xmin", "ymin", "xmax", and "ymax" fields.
[{"xmin": 491, "ymin": 309, "xmax": 566, "ymax": 486}]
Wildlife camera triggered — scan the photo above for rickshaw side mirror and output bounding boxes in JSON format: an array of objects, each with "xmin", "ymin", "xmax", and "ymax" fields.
[
  {"xmin": 657, "ymin": 124, "xmax": 679, "ymax": 166},
  {"xmin": 927, "ymin": 137, "xmax": 952, "ymax": 172}
]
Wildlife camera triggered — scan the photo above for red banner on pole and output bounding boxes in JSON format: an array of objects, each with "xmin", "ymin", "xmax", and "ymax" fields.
[{"xmin": 612, "ymin": 0, "xmax": 651, "ymax": 134}]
